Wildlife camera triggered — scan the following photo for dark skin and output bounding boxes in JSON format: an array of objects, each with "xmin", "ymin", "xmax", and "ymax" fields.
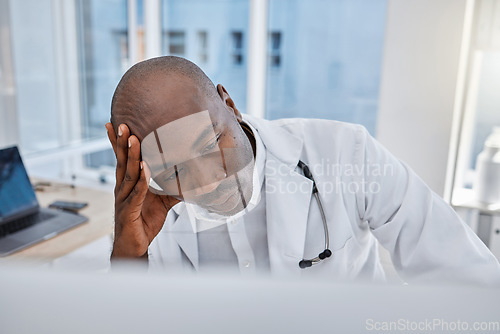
[{"xmin": 105, "ymin": 75, "xmax": 256, "ymax": 259}]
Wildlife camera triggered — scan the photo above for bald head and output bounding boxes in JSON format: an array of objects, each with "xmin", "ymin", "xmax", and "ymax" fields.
[{"xmin": 111, "ymin": 56, "xmax": 223, "ymax": 140}]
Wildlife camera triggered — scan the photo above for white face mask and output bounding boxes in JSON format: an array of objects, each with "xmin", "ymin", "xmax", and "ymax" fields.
[
  {"xmin": 141, "ymin": 110, "xmax": 255, "ymax": 221},
  {"xmin": 185, "ymin": 160, "xmax": 260, "ymax": 231}
]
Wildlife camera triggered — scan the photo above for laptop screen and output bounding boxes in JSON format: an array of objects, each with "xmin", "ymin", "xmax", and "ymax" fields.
[{"xmin": 0, "ymin": 146, "xmax": 39, "ymax": 221}]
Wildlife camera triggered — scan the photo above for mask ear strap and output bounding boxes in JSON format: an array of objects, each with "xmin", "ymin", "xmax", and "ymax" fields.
[
  {"xmin": 148, "ymin": 178, "xmax": 168, "ymax": 195},
  {"xmin": 239, "ymin": 121, "xmax": 255, "ymax": 140}
]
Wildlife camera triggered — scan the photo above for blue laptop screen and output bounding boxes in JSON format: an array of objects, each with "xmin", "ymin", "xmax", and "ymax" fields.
[{"xmin": 0, "ymin": 146, "xmax": 38, "ymax": 220}]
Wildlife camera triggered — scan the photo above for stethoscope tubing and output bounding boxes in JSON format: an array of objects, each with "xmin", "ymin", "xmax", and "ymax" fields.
[{"xmin": 297, "ymin": 160, "xmax": 332, "ymax": 268}]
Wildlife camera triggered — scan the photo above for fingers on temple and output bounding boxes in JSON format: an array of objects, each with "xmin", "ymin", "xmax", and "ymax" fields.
[
  {"xmin": 118, "ymin": 134, "xmax": 143, "ymax": 202},
  {"xmin": 115, "ymin": 124, "xmax": 131, "ymax": 194},
  {"xmin": 127, "ymin": 161, "xmax": 151, "ymax": 208}
]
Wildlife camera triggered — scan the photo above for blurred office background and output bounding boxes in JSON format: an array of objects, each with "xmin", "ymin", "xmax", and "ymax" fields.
[{"xmin": 0, "ymin": 0, "xmax": 500, "ymax": 206}]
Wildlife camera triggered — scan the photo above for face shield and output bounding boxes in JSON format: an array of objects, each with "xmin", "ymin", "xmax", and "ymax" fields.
[{"xmin": 141, "ymin": 110, "xmax": 255, "ymax": 219}]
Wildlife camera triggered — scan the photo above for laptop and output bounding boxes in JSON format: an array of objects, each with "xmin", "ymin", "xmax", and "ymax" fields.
[{"xmin": 0, "ymin": 146, "xmax": 88, "ymax": 256}]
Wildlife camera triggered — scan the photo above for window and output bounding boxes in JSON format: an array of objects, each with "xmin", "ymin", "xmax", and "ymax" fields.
[
  {"xmin": 0, "ymin": 0, "xmax": 130, "ymax": 183},
  {"xmin": 265, "ymin": 0, "xmax": 388, "ymax": 136},
  {"xmin": 467, "ymin": 53, "xmax": 500, "ymax": 171},
  {"xmin": 268, "ymin": 31, "xmax": 281, "ymax": 68},
  {"xmin": 76, "ymin": 0, "xmax": 128, "ymax": 170},
  {"xmin": 197, "ymin": 31, "xmax": 208, "ymax": 63},
  {"xmin": 112, "ymin": 30, "xmax": 129, "ymax": 73},
  {"xmin": 161, "ymin": 0, "xmax": 249, "ymax": 113},
  {"xmin": 7, "ymin": 0, "xmax": 65, "ymax": 153},
  {"xmin": 231, "ymin": 31, "xmax": 244, "ymax": 65},
  {"xmin": 451, "ymin": 0, "xmax": 500, "ymax": 203},
  {"xmin": 166, "ymin": 31, "xmax": 186, "ymax": 56},
  {"xmin": 1, "ymin": 0, "xmax": 389, "ymax": 187}
]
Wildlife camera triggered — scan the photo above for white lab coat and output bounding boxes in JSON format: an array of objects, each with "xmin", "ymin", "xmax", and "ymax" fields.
[{"xmin": 148, "ymin": 114, "xmax": 500, "ymax": 286}]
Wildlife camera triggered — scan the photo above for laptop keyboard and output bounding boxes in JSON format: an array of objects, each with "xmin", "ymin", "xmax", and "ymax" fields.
[{"xmin": 0, "ymin": 212, "xmax": 55, "ymax": 238}]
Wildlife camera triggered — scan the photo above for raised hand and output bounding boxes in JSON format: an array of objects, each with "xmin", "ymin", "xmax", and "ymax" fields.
[{"xmin": 105, "ymin": 123, "xmax": 180, "ymax": 259}]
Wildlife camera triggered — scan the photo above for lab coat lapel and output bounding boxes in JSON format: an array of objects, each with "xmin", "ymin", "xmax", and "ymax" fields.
[
  {"xmin": 171, "ymin": 207, "xmax": 199, "ymax": 271},
  {"xmin": 265, "ymin": 154, "xmax": 313, "ymax": 276},
  {"xmin": 244, "ymin": 114, "xmax": 315, "ymax": 276},
  {"xmin": 244, "ymin": 114, "xmax": 314, "ymax": 276}
]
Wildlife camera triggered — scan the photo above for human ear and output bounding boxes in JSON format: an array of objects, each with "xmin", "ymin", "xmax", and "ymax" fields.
[{"xmin": 216, "ymin": 84, "xmax": 242, "ymax": 121}]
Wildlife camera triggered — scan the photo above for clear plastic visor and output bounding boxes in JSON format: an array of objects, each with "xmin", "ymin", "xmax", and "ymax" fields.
[{"xmin": 140, "ymin": 110, "xmax": 254, "ymax": 216}]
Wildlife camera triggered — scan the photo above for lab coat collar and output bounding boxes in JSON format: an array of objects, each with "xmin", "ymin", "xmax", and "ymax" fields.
[{"xmin": 242, "ymin": 114, "xmax": 304, "ymax": 170}]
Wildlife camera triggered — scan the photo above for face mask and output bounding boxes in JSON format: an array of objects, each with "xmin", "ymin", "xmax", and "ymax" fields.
[{"xmin": 141, "ymin": 110, "xmax": 255, "ymax": 221}]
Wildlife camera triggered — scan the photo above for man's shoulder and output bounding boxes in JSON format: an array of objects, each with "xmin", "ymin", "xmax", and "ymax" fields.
[
  {"xmin": 272, "ymin": 117, "xmax": 365, "ymax": 132},
  {"xmin": 246, "ymin": 114, "xmax": 368, "ymax": 142}
]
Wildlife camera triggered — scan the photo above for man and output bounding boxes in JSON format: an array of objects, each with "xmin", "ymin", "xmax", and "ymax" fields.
[{"xmin": 105, "ymin": 56, "xmax": 500, "ymax": 285}]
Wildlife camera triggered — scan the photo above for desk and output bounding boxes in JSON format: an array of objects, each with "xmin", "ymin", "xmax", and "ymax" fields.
[{"xmin": 1, "ymin": 179, "xmax": 114, "ymax": 263}]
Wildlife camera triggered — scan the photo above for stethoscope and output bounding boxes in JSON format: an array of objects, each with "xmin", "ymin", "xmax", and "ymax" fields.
[{"xmin": 297, "ymin": 160, "xmax": 332, "ymax": 269}]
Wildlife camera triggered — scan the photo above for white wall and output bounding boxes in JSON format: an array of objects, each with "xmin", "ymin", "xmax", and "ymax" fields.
[{"xmin": 377, "ymin": 0, "xmax": 469, "ymax": 196}]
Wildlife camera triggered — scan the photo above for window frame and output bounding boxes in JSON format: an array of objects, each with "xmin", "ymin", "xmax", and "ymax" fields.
[{"xmin": 448, "ymin": 0, "xmax": 500, "ymax": 205}]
